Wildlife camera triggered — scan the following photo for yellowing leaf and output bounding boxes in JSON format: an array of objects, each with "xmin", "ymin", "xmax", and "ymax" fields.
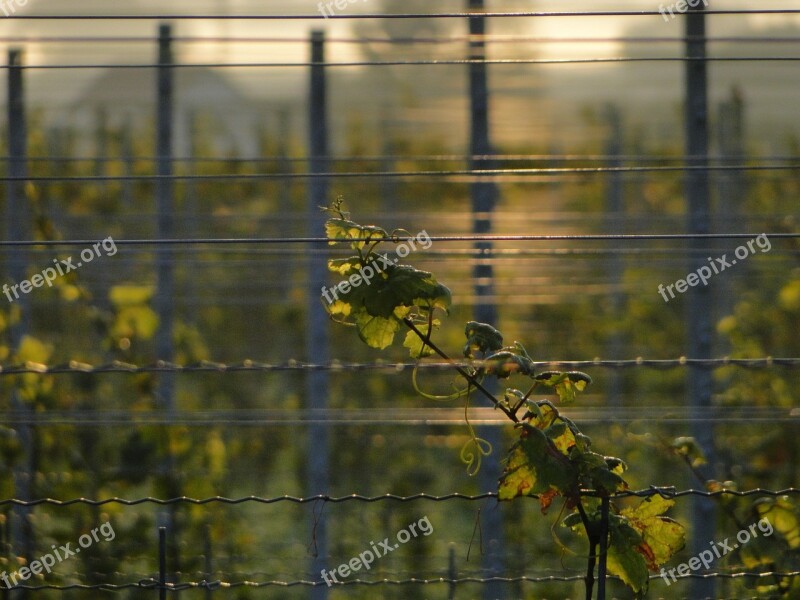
[
  {"xmin": 498, "ymin": 421, "xmax": 578, "ymax": 508},
  {"xmin": 621, "ymin": 494, "xmax": 674, "ymax": 521},
  {"xmin": 325, "ymin": 219, "xmax": 387, "ymax": 250},
  {"xmin": 403, "ymin": 320, "xmax": 439, "ymax": 358},
  {"xmin": 327, "ymin": 257, "xmax": 363, "ymax": 275},
  {"xmin": 327, "ymin": 299, "xmax": 352, "ymax": 319},
  {"xmin": 355, "ymin": 313, "xmax": 399, "ymax": 350},
  {"xmin": 498, "ymin": 446, "xmax": 536, "ymax": 500},
  {"xmin": 14, "ymin": 335, "xmax": 52, "ymax": 364},
  {"xmin": 621, "ymin": 496, "xmax": 686, "ymax": 568},
  {"xmin": 109, "ymin": 285, "xmax": 154, "ymax": 307},
  {"xmin": 607, "ymin": 541, "xmax": 649, "ymax": 594},
  {"xmin": 534, "ymin": 371, "xmax": 592, "ymax": 404}
]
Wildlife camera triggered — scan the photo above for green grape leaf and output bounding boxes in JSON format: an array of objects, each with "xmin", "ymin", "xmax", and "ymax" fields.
[
  {"xmin": 526, "ymin": 401, "xmax": 577, "ymax": 454},
  {"xmin": 620, "ymin": 495, "xmax": 686, "ymax": 569},
  {"xmin": 565, "ymin": 514, "xmax": 648, "ymax": 591},
  {"xmin": 498, "ymin": 444, "xmax": 537, "ymax": 500},
  {"xmin": 362, "ymin": 264, "xmax": 451, "ymax": 318},
  {"xmin": 590, "ymin": 463, "xmax": 627, "ymax": 494},
  {"xmin": 534, "ymin": 371, "xmax": 592, "ymax": 404},
  {"xmin": 403, "ymin": 320, "xmax": 440, "ymax": 358},
  {"xmin": 327, "ymin": 257, "xmax": 363, "ymax": 275},
  {"xmin": 463, "ymin": 321, "xmax": 503, "ymax": 358},
  {"xmin": 605, "ymin": 456, "xmax": 628, "ymax": 475},
  {"xmin": 498, "ymin": 408, "xmax": 579, "ymax": 508},
  {"xmin": 325, "ymin": 218, "xmax": 387, "ymax": 249},
  {"xmin": 607, "ymin": 529, "xmax": 650, "ymax": 594},
  {"xmin": 324, "ymin": 260, "xmax": 450, "ymax": 350},
  {"xmin": 355, "ymin": 312, "xmax": 400, "ymax": 350},
  {"xmin": 322, "ymin": 207, "xmax": 451, "ymax": 353}
]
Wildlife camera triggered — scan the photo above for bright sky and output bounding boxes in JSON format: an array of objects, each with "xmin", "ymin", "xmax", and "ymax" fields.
[{"xmin": 0, "ymin": 1, "xmax": 798, "ymax": 103}]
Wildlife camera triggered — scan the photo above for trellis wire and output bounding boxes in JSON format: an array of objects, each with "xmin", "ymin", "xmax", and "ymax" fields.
[
  {"xmin": 5, "ymin": 9, "xmax": 800, "ymax": 19},
  {"xmin": 0, "ymin": 356, "xmax": 798, "ymax": 374},
  {"xmin": 1, "ymin": 491, "xmax": 797, "ymax": 595},
  {"xmin": 0, "ymin": 232, "xmax": 798, "ymax": 247},
  {"xmin": 2, "ymin": 487, "xmax": 800, "ymax": 506}
]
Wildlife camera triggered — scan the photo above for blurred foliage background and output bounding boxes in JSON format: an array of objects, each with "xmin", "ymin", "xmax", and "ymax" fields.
[{"xmin": 0, "ymin": 1, "xmax": 798, "ymax": 598}]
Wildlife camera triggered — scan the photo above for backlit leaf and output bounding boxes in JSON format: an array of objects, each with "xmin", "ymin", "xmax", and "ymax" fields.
[
  {"xmin": 498, "ymin": 419, "xmax": 578, "ymax": 509},
  {"xmin": 355, "ymin": 313, "xmax": 400, "ymax": 350},
  {"xmin": 325, "ymin": 218, "xmax": 387, "ymax": 250},
  {"xmin": 327, "ymin": 257, "xmax": 363, "ymax": 275},
  {"xmin": 607, "ymin": 536, "xmax": 649, "ymax": 594},
  {"xmin": 498, "ymin": 445, "xmax": 536, "ymax": 500},
  {"xmin": 534, "ymin": 371, "xmax": 592, "ymax": 404},
  {"xmin": 403, "ymin": 320, "xmax": 440, "ymax": 358},
  {"xmin": 620, "ymin": 495, "xmax": 686, "ymax": 568}
]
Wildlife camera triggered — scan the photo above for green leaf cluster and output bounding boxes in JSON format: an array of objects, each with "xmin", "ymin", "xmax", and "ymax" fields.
[
  {"xmin": 322, "ymin": 205, "xmax": 451, "ymax": 350},
  {"xmin": 323, "ymin": 205, "xmax": 687, "ymax": 598},
  {"xmin": 564, "ymin": 496, "xmax": 686, "ymax": 595},
  {"xmin": 498, "ymin": 399, "xmax": 627, "ymax": 506}
]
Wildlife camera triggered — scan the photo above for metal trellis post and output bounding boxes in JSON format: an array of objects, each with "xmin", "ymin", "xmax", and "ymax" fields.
[
  {"xmin": 6, "ymin": 47, "xmax": 33, "ymax": 600},
  {"xmin": 685, "ymin": 7, "xmax": 717, "ymax": 599},
  {"xmin": 467, "ymin": 2, "xmax": 507, "ymax": 598},
  {"xmin": 155, "ymin": 22, "xmax": 180, "ymax": 588},
  {"xmin": 307, "ymin": 29, "xmax": 331, "ymax": 600}
]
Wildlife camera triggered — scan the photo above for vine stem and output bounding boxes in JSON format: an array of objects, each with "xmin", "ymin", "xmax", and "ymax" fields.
[
  {"xmin": 576, "ymin": 499, "xmax": 597, "ymax": 600},
  {"xmin": 402, "ymin": 317, "xmax": 518, "ymax": 423},
  {"xmin": 403, "ymin": 318, "xmax": 576, "ymax": 470},
  {"xmin": 597, "ymin": 496, "xmax": 610, "ymax": 600}
]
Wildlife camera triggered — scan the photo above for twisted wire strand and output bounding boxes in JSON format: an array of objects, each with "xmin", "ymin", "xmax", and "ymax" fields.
[
  {"xmin": 0, "ymin": 232, "xmax": 798, "ymax": 247},
  {"xmin": 6, "ymin": 570, "xmax": 800, "ymax": 591},
  {"xmin": 1, "ymin": 488, "xmax": 799, "ymax": 507},
  {"xmin": 0, "ymin": 357, "xmax": 797, "ymax": 375}
]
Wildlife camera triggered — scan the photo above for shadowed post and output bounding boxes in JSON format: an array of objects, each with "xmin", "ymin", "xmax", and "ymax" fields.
[
  {"xmin": 6, "ymin": 47, "xmax": 33, "ymax": 600},
  {"xmin": 467, "ymin": 2, "xmax": 507, "ymax": 598},
  {"xmin": 307, "ymin": 29, "xmax": 331, "ymax": 600},
  {"xmin": 685, "ymin": 6, "xmax": 717, "ymax": 599}
]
